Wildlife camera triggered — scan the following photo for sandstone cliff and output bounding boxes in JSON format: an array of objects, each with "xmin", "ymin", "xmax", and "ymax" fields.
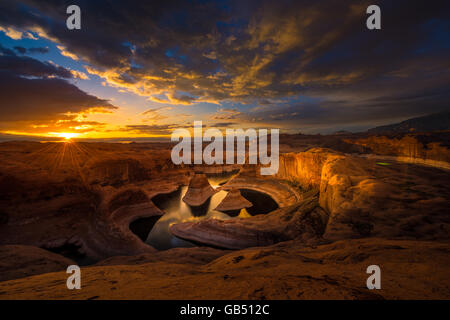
[
  {"xmin": 345, "ymin": 133, "xmax": 450, "ymax": 168},
  {"xmin": 171, "ymin": 148, "xmax": 450, "ymax": 248}
]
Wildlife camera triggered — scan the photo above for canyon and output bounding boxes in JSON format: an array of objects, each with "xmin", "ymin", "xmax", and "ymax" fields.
[{"xmin": 0, "ymin": 132, "xmax": 449, "ymax": 299}]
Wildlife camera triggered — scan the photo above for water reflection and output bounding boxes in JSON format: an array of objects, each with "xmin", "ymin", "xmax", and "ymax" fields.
[
  {"xmin": 142, "ymin": 171, "xmax": 278, "ymax": 250},
  {"xmin": 146, "ymin": 185, "xmax": 232, "ymax": 250},
  {"xmin": 206, "ymin": 170, "xmax": 240, "ymax": 188}
]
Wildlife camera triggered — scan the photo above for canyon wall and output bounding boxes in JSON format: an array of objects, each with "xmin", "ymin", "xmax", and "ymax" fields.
[
  {"xmin": 276, "ymin": 148, "xmax": 450, "ymax": 241},
  {"xmin": 172, "ymin": 147, "xmax": 450, "ymax": 248},
  {"xmin": 345, "ymin": 134, "xmax": 450, "ymax": 169},
  {"xmin": 275, "ymin": 148, "xmax": 344, "ymax": 190}
]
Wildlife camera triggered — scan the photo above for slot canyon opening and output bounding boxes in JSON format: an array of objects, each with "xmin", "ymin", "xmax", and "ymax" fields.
[
  {"xmin": 42, "ymin": 243, "xmax": 95, "ymax": 266},
  {"xmin": 127, "ymin": 171, "xmax": 280, "ymax": 250}
]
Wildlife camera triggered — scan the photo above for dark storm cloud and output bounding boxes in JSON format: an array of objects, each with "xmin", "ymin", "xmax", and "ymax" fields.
[
  {"xmin": 1, "ymin": 0, "xmax": 450, "ymax": 128},
  {"xmin": 0, "ymin": 44, "xmax": 116, "ymax": 125},
  {"xmin": 0, "ymin": 71, "xmax": 116, "ymax": 121},
  {"xmin": 0, "ymin": 46, "xmax": 72, "ymax": 78},
  {"xmin": 14, "ymin": 46, "xmax": 49, "ymax": 54},
  {"xmin": 0, "ymin": 44, "xmax": 16, "ymax": 56},
  {"xmin": 13, "ymin": 46, "xmax": 26, "ymax": 54}
]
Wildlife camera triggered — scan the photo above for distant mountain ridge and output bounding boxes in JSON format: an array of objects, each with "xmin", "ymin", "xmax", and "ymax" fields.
[{"xmin": 368, "ymin": 112, "xmax": 450, "ymax": 134}]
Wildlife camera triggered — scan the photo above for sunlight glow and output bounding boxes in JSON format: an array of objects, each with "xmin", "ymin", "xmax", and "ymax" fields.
[{"xmin": 57, "ymin": 132, "xmax": 80, "ymax": 140}]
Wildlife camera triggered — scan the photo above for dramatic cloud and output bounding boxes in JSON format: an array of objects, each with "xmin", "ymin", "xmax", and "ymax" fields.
[
  {"xmin": 13, "ymin": 46, "xmax": 49, "ymax": 54},
  {"xmin": 0, "ymin": 25, "xmax": 36, "ymax": 40},
  {"xmin": 0, "ymin": 0, "xmax": 449, "ymax": 133},
  {"xmin": 0, "ymin": 71, "xmax": 116, "ymax": 121},
  {"xmin": 140, "ymin": 107, "xmax": 171, "ymax": 123},
  {"xmin": 120, "ymin": 124, "xmax": 176, "ymax": 136},
  {"xmin": 0, "ymin": 45, "xmax": 116, "ymax": 128},
  {"xmin": 0, "ymin": 50, "xmax": 72, "ymax": 78},
  {"xmin": 211, "ymin": 108, "xmax": 242, "ymax": 120}
]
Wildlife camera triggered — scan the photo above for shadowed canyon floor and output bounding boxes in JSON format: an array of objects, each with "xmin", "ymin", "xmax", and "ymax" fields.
[{"xmin": 0, "ymin": 134, "xmax": 449, "ymax": 299}]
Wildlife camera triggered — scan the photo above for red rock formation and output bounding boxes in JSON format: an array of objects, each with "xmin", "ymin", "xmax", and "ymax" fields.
[
  {"xmin": 1, "ymin": 140, "xmax": 450, "ymax": 300},
  {"xmin": 223, "ymin": 167, "xmax": 301, "ymax": 207},
  {"xmin": 2, "ymin": 238, "xmax": 449, "ymax": 299},
  {"xmin": 344, "ymin": 133, "xmax": 450, "ymax": 168},
  {"xmin": 88, "ymin": 159, "xmax": 150, "ymax": 186},
  {"xmin": 171, "ymin": 192, "xmax": 326, "ymax": 249},
  {"xmin": 0, "ymin": 245, "xmax": 75, "ymax": 281},
  {"xmin": 275, "ymin": 148, "xmax": 343, "ymax": 189},
  {"xmin": 182, "ymin": 173, "xmax": 216, "ymax": 206},
  {"xmin": 171, "ymin": 148, "xmax": 450, "ymax": 248},
  {"xmin": 214, "ymin": 189, "xmax": 252, "ymax": 212}
]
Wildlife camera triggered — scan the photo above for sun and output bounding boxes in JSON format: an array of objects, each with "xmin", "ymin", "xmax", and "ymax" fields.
[{"xmin": 58, "ymin": 132, "xmax": 79, "ymax": 140}]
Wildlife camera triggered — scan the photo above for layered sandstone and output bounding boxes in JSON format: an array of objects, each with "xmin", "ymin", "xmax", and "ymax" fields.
[
  {"xmin": 214, "ymin": 189, "xmax": 252, "ymax": 212},
  {"xmin": 0, "ymin": 245, "xmax": 75, "ymax": 281},
  {"xmin": 1, "ymin": 140, "xmax": 450, "ymax": 300},
  {"xmin": 182, "ymin": 173, "xmax": 216, "ymax": 206},
  {"xmin": 1, "ymin": 238, "xmax": 449, "ymax": 300},
  {"xmin": 171, "ymin": 191, "xmax": 327, "ymax": 249},
  {"xmin": 345, "ymin": 133, "xmax": 450, "ymax": 169},
  {"xmin": 0, "ymin": 142, "xmax": 188, "ymax": 263},
  {"xmin": 275, "ymin": 148, "xmax": 450, "ymax": 241},
  {"xmin": 171, "ymin": 148, "xmax": 450, "ymax": 248},
  {"xmin": 222, "ymin": 165, "xmax": 301, "ymax": 207}
]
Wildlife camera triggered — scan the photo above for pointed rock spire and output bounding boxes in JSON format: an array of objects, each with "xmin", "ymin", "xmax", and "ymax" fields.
[
  {"xmin": 215, "ymin": 188, "xmax": 252, "ymax": 212},
  {"xmin": 182, "ymin": 173, "xmax": 216, "ymax": 206}
]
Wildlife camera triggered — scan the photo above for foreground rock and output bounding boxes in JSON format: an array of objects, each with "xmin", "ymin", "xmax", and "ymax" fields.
[
  {"xmin": 1, "ymin": 238, "xmax": 448, "ymax": 299},
  {"xmin": 0, "ymin": 245, "xmax": 75, "ymax": 281},
  {"xmin": 182, "ymin": 173, "xmax": 216, "ymax": 206},
  {"xmin": 214, "ymin": 189, "xmax": 252, "ymax": 212},
  {"xmin": 95, "ymin": 246, "xmax": 228, "ymax": 267}
]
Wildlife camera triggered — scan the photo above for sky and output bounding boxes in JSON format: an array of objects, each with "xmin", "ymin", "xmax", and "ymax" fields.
[{"xmin": 0, "ymin": 0, "xmax": 449, "ymax": 140}]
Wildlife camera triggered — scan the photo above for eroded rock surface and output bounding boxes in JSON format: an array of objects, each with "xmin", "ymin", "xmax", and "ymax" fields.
[
  {"xmin": 215, "ymin": 188, "xmax": 252, "ymax": 212},
  {"xmin": 223, "ymin": 166, "xmax": 301, "ymax": 207},
  {"xmin": 171, "ymin": 191, "xmax": 327, "ymax": 249},
  {"xmin": 1, "ymin": 140, "xmax": 449, "ymax": 299},
  {"xmin": 0, "ymin": 245, "xmax": 75, "ymax": 281},
  {"xmin": 0, "ymin": 142, "xmax": 188, "ymax": 263},
  {"xmin": 1, "ymin": 239, "xmax": 448, "ymax": 300},
  {"xmin": 182, "ymin": 173, "xmax": 216, "ymax": 206},
  {"xmin": 171, "ymin": 148, "xmax": 450, "ymax": 248},
  {"xmin": 345, "ymin": 133, "xmax": 450, "ymax": 167}
]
